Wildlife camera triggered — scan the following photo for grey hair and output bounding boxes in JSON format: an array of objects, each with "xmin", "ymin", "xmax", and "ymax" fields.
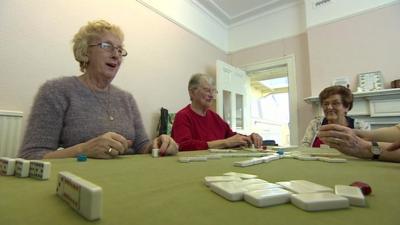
[{"xmin": 188, "ymin": 73, "xmax": 214, "ymax": 90}]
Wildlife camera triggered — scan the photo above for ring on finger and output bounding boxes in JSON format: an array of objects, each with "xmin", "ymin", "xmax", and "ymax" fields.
[{"xmin": 106, "ymin": 147, "xmax": 113, "ymax": 154}]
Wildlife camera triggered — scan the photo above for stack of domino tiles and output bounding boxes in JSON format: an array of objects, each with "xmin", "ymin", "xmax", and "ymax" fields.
[
  {"xmin": 205, "ymin": 172, "xmax": 292, "ymax": 207},
  {"xmin": 56, "ymin": 171, "xmax": 103, "ymax": 221},
  {"xmin": 205, "ymin": 172, "xmax": 366, "ymax": 211},
  {"xmin": 0, "ymin": 157, "xmax": 51, "ymax": 180}
]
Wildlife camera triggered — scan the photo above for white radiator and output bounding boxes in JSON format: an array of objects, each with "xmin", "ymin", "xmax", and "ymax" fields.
[{"xmin": 0, "ymin": 110, "xmax": 23, "ymax": 157}]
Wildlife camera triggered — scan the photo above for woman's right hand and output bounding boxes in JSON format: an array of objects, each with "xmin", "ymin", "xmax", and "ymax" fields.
[{"xmin": 81, "ymin": 132, "xmax": 132, "ymax": 159}]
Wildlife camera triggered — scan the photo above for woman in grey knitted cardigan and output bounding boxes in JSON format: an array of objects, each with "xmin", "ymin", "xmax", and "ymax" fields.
[{"xmin": 19, "ymin": 20, "xmax": 178, "ymax": 159}]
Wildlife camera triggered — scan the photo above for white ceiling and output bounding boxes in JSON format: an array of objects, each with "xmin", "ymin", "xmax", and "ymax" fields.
[{"xmin": 192, "ymin": 0, "xmax": 302, "ymax": 27}]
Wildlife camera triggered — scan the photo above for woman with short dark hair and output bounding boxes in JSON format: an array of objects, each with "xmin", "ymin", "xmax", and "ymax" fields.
[{"xmin": 301, "ymin": 85, "xmax": 370, "ymax": 147}]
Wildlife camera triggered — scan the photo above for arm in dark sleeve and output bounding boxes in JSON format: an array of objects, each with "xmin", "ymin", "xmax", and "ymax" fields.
[
  {"xmin": 19, "ymin": 81, "xmax": 65, "ymax": 159},
  {"xmin": 171, "ymin": 112, "xmax": 208, "ymax": 151}
]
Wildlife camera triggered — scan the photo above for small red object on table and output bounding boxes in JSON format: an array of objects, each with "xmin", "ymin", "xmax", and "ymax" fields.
[{"xmin": 350, "ymin": 181, "xmax": 372, "ymax": 195}]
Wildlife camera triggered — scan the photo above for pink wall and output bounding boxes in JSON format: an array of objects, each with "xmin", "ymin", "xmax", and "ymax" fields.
[
  {"xmin": 228, "ymin": 33, "xmax": 313, "ymax": 143},
  {"xmin": 307, "ymin": 3, "xmax": 400, "ymax": 95}
]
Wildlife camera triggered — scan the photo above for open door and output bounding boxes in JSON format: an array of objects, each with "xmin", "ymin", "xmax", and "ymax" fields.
[{"xmin": 216, "ymin": 60, "xmax": 251, "ymax": 134}]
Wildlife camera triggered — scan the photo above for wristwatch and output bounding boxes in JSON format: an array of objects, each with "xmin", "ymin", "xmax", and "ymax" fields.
[{"xmin": 371, "ymin": 141, "xmax": 381, "ymax": 160}]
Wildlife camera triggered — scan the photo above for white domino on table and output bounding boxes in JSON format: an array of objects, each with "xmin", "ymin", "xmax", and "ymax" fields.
[
  {"xmin": 277, "ymin": 180, "xmax": 333, "ymax": 194},
  {"xmin": 234, "ymin": 157, "xmax": 264, "ymax": 167},
  {"xmin": 178, "ymin": 156, "xmax": 208, "ymax": 163},
  {"xmin": 29, "ymin": 160, "xmax": 51, "ymax": 180},
  {"xmin": 56, "ymin": 171, "xmax": 102, "ymax": 221},
  {"xmin": 244, "ymin": 188, "xmax": 292, "ymax": 207},
  {"xmin": 208, "ymin": 178, "xmax": 268, "ymax": 201},
  {"xmin": 290, "ymin": 192, "xmax": 350, "ymax": 211},
  {"xmin": 223, "ymin": 172, "xmax": 257, "ymax": 179},
  {"xmin": 218, "ymin": 152, "xmax": 272, "ymax": 158},
  {"xmin": 260, "ymin": 154, "xmax": 280, "ymax": 162},
  {"xmin": 209, "ymin": 181, "xmax": 250, "ymax": 201},
  {"xmin": 209, "ymin": 149, "xmax": 238, "ymax": 153},
  {"xmin": 204, "ymin": 154, "xmax": 222, "ymax": 160},
  {"xmin": 204, "ymin": 176, "xmax": 242, "ymax": 186},
  {"xmin": 151, "ymin": 148, "xmax": 159, "ymax": 157},
  {"xmin": 209, "ymin": 178, "xmax": 283, "ymax": 202},
  {"xmin": 335, "ymin": 185, "xmax": 366, "ymax": 207},
  {"xmin": 245, "ymin": 182, "xmax": 282, "ymax": 192},
  {"xmin": 15, "ymin": 158, "xmax": 30, "ymax": 178},
  {"xmin": 0, "ymin": 157, "xmax": 16, "ymax": 176}
]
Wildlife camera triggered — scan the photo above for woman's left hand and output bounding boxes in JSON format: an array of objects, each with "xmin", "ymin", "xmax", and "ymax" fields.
[{"xmin": 152, "ymin": 134, "xmax": 178, "ymax": 156}]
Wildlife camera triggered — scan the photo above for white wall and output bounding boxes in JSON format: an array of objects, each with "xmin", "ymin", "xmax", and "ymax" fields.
[
  {"xmin": 307, "ymin": 2, "xmax": 400, "ymax": 95},
  {"xmin": 305, "ymin": 0, "xmax": 399, "ymax": 28},
  {"xmin": 0, "ymin": 0, "xmax": 227, "ymax": 139},
  {"xmin": 136, "ymin": 0, "xmax": 306, "ymax": 53},
  {"xmin": 229, "ymin": 2, "xmax": 306, "ymax": 52},
  {"xmin": 137, "ymin": 0, "xmax": 228, "ymax": 51}
]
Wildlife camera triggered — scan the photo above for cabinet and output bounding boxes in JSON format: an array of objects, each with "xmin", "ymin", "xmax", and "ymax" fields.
[{"xmin": 304, "ymin": 88, "xmax": 400, "ymax": 129}]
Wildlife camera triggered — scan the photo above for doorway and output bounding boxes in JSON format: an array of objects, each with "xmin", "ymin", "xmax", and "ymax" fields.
[
  {"xmin": 241, "ymin": 55, "xmax": 298, "ymax": 145},
  {"xmin": 248, "ymin": 69, "xmax": 290, "ymax": 145}
]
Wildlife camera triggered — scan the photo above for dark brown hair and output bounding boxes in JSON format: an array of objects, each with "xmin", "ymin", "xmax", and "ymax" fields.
[{"xmin": 319, "ymin": 85, "xmax": 353, "ymax": 110}]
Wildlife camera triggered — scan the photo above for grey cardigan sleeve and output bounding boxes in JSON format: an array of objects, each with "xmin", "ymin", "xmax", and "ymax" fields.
[
  {"xmin": 129, "ymin": 96, "xmax": 150, "ymax": 153},
  {"xmin": 19, "ymin": 81, "xmax": 66, "ymax": 159}
]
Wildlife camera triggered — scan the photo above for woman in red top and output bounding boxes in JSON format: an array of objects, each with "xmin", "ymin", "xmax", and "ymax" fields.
[{"xmin": 171, "ymin": 73, "xmax": 263, "ymax": 151}]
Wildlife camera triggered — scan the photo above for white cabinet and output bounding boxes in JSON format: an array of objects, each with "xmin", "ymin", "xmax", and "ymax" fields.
[{"xmin": 304, "ymin": 88, "xmax": 400, "ymax": 129}]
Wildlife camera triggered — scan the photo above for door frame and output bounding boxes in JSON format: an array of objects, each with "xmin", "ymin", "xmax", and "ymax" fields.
[{"xmin": 238, "ymin": 54, "xmax": 298, "ymax": 145}]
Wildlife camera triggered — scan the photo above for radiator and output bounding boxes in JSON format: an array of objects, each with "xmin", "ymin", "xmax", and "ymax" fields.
[{"xmin": 0, "ymin": 110, "xmax": 23, "ymax": 157}]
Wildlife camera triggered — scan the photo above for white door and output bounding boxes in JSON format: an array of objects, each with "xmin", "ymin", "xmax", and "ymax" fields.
[{"xmin": 216, "ymin": 60, "xmax": 251, "ymax": 134}]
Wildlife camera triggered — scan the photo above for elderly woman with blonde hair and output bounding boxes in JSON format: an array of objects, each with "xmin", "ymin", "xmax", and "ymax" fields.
[{"xmin": 19, "ymin": 20, "xmax": 178, "ymax": 159}]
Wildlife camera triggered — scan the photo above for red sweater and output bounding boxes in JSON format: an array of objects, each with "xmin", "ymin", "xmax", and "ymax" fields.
[{"xmin": 171, "ymin": 105, "xmax": 236, "ymax": 151}]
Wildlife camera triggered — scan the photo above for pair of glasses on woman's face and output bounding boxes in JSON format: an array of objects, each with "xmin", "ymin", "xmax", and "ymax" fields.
[
  {"xmin": 322, "ymin": 101, "xmax": 342, "ymax": 108},
  {"xmin": 89, "ymin": 42, "xmax": 128, "ymax": 57},
  {"xmin": 200, "ymin": 87, "xmax": 218, "ymax": 96}
]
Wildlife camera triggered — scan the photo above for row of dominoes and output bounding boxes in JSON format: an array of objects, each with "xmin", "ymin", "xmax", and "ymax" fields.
[
  {"xmin": 234, "ymin": 154, "xmax": 281, "ymax": 167},
  {"xmin": 56, "ymin": 171, "xmax": 103, "ymax": 221},
  {"xmin": 0, "ymin": 157, "xmax": 51, "ymax": 180},
  {"xmin": 205, "ymin": 172, "xmax": 366, "ymax": 211},
  {"xmin": 178, "ymin": 152, "xmax": 276, "ymax": 163},
  {"xmin": 233, "ymin": 152, "xmax": 346, "ymax": 167}
]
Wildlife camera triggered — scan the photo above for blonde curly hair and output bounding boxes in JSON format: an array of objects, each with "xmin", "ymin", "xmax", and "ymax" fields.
[{"xmin": 72, "ymin": 20, "xmax": 124, "ymax": 72}]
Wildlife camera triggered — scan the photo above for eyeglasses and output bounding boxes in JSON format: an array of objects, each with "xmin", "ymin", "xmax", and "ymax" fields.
[
  {"xmin": 200, "ymin": 87, "xmax": 218, "ymax": 95},
  {"xmin": 322, "ymin": 101, "xmax": 342, "ymax": 108},
  {"xmin": 89, "ymin": 42, "xmax": 128, "ymax": 57}
]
